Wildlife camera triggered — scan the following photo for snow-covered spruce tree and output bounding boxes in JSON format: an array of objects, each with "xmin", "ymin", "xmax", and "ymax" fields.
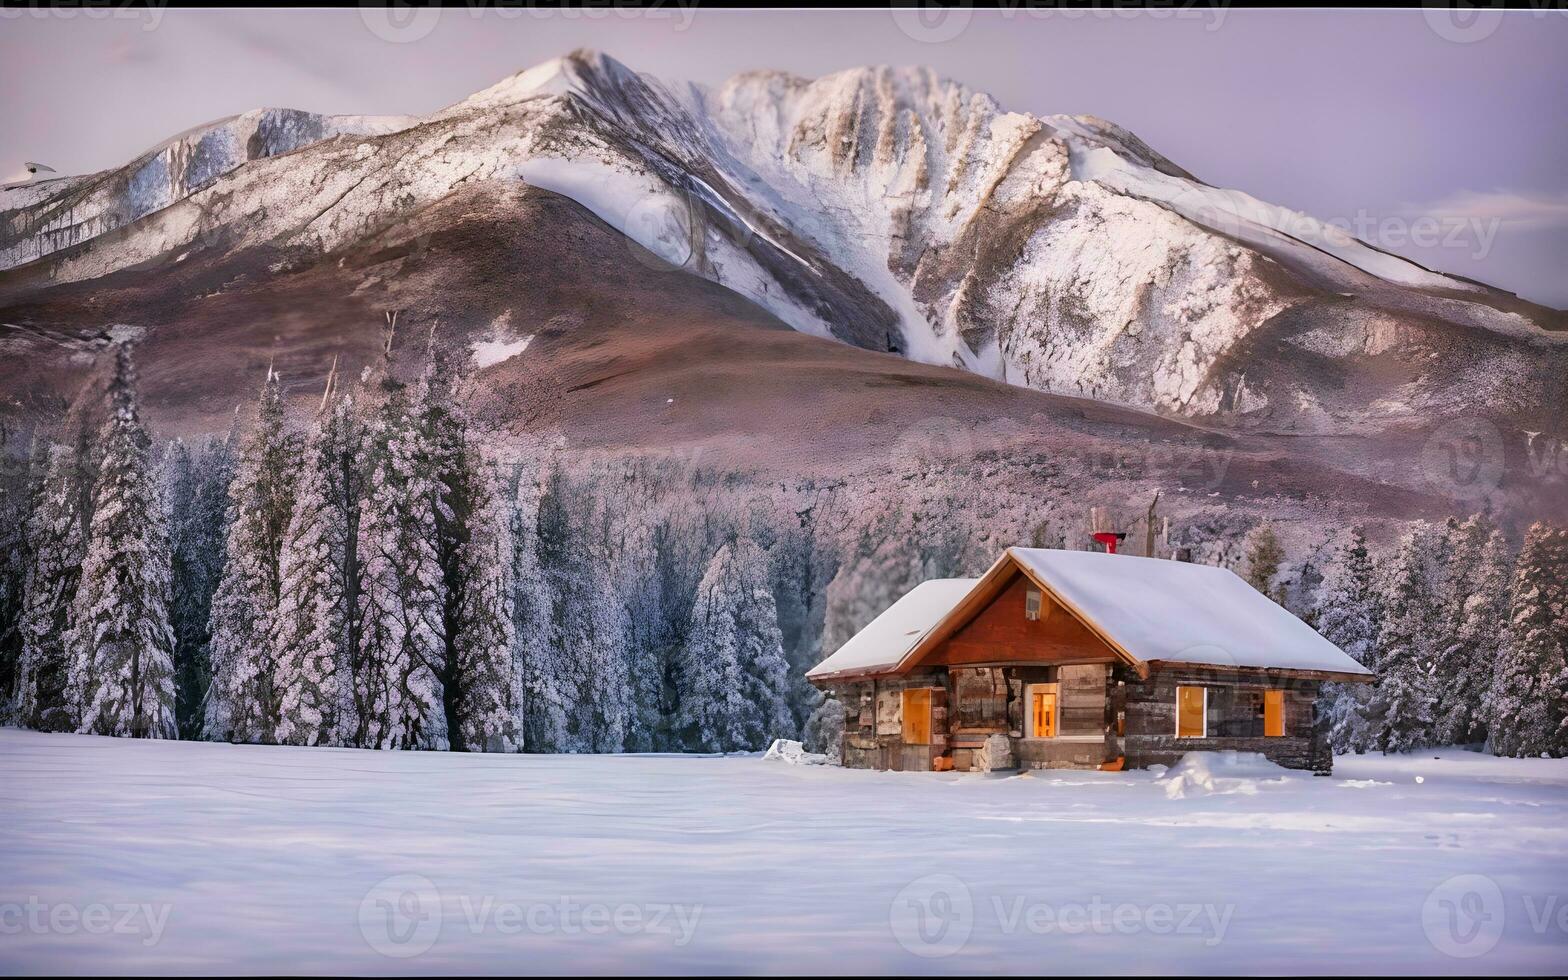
[
  {"xmin": 16, "ymin": 443, "xmax": 84, "ymax": 731},
  {"xmin": 204, "ymin": 370, "xmax": 298, "ymax": 743},
  {"xmin": 1312, "ymin": 525, "xmax": 1384, "ymax": 753},
  {"xmin": 273, "ymin": 391, "xmax": 363, "ymax": 747},
  {"xmin": 675, "ymin": 539, "xmax": 793, "ymax": 753},
  {"xmin": 803, "ymin": 696, "xmax": 845, "ymax": 762},
  {"xmin": 524, "ymin": 464, "xmax": 634, "ymax": 753},
  {"xmin": 1485, "ymin": 522, "xmax": 1568, "ymax": 758},
  {"xmin": 1433, "ymin": 514, "xmax": 1512, "ymax": 747},
  {"xmin": 163, "ymin": 432, "xmax": 236, "ymax": 739},
  {"xmin": 1369, "ymin": 523, "xmax": 1446, "ymax": 753},
  {"xmin": 411, "ymin": 335, "xmax": 525, "ymax": 752},
  {"xmin": 0, "ymin": 433, "xmax": 38, "ymax": 720},
  {"xmin": 450, "ymin": 446, "xmax": 522, "ymax": 752},
  {"xmin": 747, "ymin": 493, "xmax": 834, "ymax": 736},
  {"xmin": 355, "ymin": 377, "xmax": 448, "ymax": 750},
  {"xmin": 511, "ymin": 462, "xmax": 566, "ymax": 752},
  {"xmin": 67, "ymin": 345, "xmax": 177, "ymax": 739},
  {"xmin": 557, "ymin": 551, "xmax": 635, "ymax": 753},
  {"xmin": 1243, "ymin": 523, "xmax": 1285, "ymax": 603},
  {"xmin": 412, "ymin": 335, "xmax": 469, "ymax": 745}
]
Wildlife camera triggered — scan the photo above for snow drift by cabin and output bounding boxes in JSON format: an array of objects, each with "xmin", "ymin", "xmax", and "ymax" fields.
[{"xmin": 808, "ymin": 547, "xmax": 1374, "ymax": 774}]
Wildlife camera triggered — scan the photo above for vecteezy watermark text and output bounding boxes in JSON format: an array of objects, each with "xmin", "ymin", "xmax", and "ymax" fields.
[
  {"xmin": 0, "ymin": 0, "xmax": 165, "ymax": 31},
  {"xmin": 456, "ymin": 895, "xmax": 702, "ymax": 945},
  {"xmin": 889, "ymin": 874, "xmax": 1232, "ymax": 958},
  {"xmin": 1422, "ymin": 874, "xmax": 1568, "ymax": 959},
  {"xmin": 357, "ymin": 874, "xmax": 702, "ymax": 958},
  {"xmin": 0, "ymin": 898, "xmax": 171, "ymax": 947}
]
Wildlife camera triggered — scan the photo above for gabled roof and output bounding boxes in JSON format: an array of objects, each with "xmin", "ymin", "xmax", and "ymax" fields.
[
  {"xmin": 804, "ymin": 579, "xmax": 977, "ymax": 681},
  {"xmin": 807, "ymin": 548, "xmax": 1374, "ymax": 683}
]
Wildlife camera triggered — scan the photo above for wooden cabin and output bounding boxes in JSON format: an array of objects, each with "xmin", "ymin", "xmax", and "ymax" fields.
[{"xmin": 806, "ymin": 548, "xmax": 1374, "ymax": 775}]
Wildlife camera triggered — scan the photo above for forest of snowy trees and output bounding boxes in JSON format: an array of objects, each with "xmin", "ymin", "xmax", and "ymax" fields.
[
  {"xmin": 0, "ymin": 341, "xmax": 1564, "ymax": 758},
  {"xmin": 1303, "ymin": 518, "xmax": 1568, "ymax": 758},
  {"xmin": 0, "ymin": 340, "xmax": 797, "ymax": 754}
]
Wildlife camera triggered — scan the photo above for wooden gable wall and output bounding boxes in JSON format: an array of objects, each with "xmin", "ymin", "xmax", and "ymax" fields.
[{"xmin": 917, "ymin": 571, "xmax": 1119, "ymax": 668}]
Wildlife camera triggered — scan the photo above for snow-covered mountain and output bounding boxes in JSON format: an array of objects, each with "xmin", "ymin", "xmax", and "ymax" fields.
[{"xmin": 3, "ymin": 50, "xmax": 1561, "ymax": 435}]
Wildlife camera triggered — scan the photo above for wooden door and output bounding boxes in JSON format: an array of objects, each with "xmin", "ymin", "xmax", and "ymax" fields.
[{"xmin": 901, "ymin": 688, "xmax": 932, "ymax": 745}]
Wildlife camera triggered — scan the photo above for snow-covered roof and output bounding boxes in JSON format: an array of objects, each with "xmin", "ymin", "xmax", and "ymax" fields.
[
  {"xmin": 1007, "ymin": 549, "xmax": 1371, "ymax": 676},
  {"xmin": 806, "ymin": 549, "xmax": 1371, "ymax": 682},
  {"xmin": 806, "ymin": 579, "xmax": 978, "ymax": 680}
]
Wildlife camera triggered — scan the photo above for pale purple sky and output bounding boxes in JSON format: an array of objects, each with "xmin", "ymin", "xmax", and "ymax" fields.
[{"xmin": 3, "ymin": 7, "xmax": 1564, "ymax": 307}]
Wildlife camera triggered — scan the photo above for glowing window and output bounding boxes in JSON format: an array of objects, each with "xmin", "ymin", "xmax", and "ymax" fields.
[
  {"xmin": 1264, "ymin": 689, "xmax": 1285, "ymax": 737},
  {"xmin": 1176, "ymin": 685, "xmax": 1206, "ymax": 738},
  {"xmin": 1029, "ymin": 686, "xmax": 1057, "ymax": 739}
]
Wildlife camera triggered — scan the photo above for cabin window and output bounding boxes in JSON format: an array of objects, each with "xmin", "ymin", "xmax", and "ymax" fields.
[
  {"xmin": 1027, "ymin": 684, "xmax": 1058, "ymax": 739},
  {"xmin": 901, "ymin": 688, "xmax": 932, "ymax": 746},
  {"xmin": 1024, "ymin": 588, "xmax": 1042, "ymax": 621},
  {"xmin": 1264, "ymin": 689, "xmax": 1285, "ymax": 737},
  {"xmin": 1176, "ymin": 685, "xmax": 1206, "ymax": 738},
  {"xmin": 954, "ymin": 668, "xmax": 1008, "ymax": 731}
]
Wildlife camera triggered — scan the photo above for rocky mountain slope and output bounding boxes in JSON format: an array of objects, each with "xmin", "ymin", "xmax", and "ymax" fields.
[{"xmin": 1, "ymin": 51, "xmax": 1563, "ymax": 530}]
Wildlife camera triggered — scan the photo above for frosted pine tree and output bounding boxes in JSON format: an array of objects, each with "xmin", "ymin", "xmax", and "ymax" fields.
[
  {"xmin": 676, "ymin": 540, "xmax": 793, "ymax": 752},
  {"xmin": 1433, "ymin": 515, "xmax": 1512, "ymax": 746},
  {"xmin": 205, "ymin": 370, "xmax": 297, "ymax": 743},
  {"xmin": 68, "ymin": 345, "xmax": 177, "ymax": 739},
  {"xmin": 536, "ymin": 547, "xmax": 634, "ymax": 752},
  {"xmin": 274, "ymin": 390, "xmax": 362, "ymax": 746},
  {"xmin": 356, "ymin": 380, "xmax": 448, "ymax": 750},
  {"xmin": 520, "ymin": 464, "xmax": 626, "ymax": 752},
  {"xmin": 732, "ymin": 540, "xmax": 795, "ymax": 748},
  {"xmin": 1370, "ymin": 524, "xmax": 1445, "ymax": 753},
  {"xmin": 1243, "ymin": 523, "xmax": 1285, "ymax": 603},
  {"xmin": 1313, "ymin": 525, "xmax": 1383, "ymax": 753},
  {"xmin": 803, "ymin": 697, "xmax": 845, "ymax": 762},
  {"xmin": 17, "ymin": 443, "xmax": 84, "ymax": 731},
  {"xmin": 413, "ymin": 336, "xmax": 481, "ymax": 748},
  {"xmin": 451, "ymin": 448, "xmax": 522, "ymax": 752},
  {"xmin": 0, "ymin": 433, "xmax": 36, "ymax": 722},
  {"xmin": 513, "ymin": 463, "xmax": 569, "ymax": 751},
  {"xmin": 1485, "ymin": 523, "xmax": 1568, "ymax": 758},
  {"xmin": 163, "ymin": 432, "xmax": 235, "ymax": 738}
]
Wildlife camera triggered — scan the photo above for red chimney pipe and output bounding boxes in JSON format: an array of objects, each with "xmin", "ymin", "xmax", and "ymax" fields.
[{"xmin": 1092, "ymin": 531, "xmax": 1126, "ymax": 554}]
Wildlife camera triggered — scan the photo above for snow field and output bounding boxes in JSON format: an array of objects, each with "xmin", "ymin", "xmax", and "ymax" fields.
[{"xmin": 2, "ymin": 730, "xmax": 1566, "ymax": 974}]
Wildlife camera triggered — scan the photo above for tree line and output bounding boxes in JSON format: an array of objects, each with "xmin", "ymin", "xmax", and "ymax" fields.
[{"xmin": 0, "ymin": 341, "xmax": 799, "ymax": 753}]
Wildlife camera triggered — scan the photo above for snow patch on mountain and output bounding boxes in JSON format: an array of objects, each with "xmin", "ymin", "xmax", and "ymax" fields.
[
  {"xmin": 472, "ymin": 334, "xmax": 532, "ymax": 368},
  {"xmin": 1067, "ymin": 138, "xmax": 1477, "ymax": 293}
]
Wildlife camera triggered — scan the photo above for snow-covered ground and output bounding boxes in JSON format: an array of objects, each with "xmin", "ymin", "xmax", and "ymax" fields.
[{"xmin": 2, "ymin": 729, "xmax": 1565, "ymax": 975}]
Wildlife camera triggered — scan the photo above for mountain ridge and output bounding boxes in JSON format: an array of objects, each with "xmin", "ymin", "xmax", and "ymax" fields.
[{"xmin": 1, "ymin": 50, "xmax": 1563, "ymax": 453}]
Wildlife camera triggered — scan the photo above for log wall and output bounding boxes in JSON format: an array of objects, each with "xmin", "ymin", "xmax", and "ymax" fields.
[
  {"xmin": 1117, "ymin": 665, "xmax": 1331, "ymax": 773},
  {"xmin": 825, "ymin": 663, "xmax": 1333, "ymax": 774},
  {"xmin": 836, "ymin": 672, "xmax": 949, "ymax": 772}
]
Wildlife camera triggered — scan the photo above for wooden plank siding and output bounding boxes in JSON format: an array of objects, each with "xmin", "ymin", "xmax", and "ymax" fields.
[{"xmin": 915, "ymin": 572, "xmax": 1119, "ymax": 669}]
